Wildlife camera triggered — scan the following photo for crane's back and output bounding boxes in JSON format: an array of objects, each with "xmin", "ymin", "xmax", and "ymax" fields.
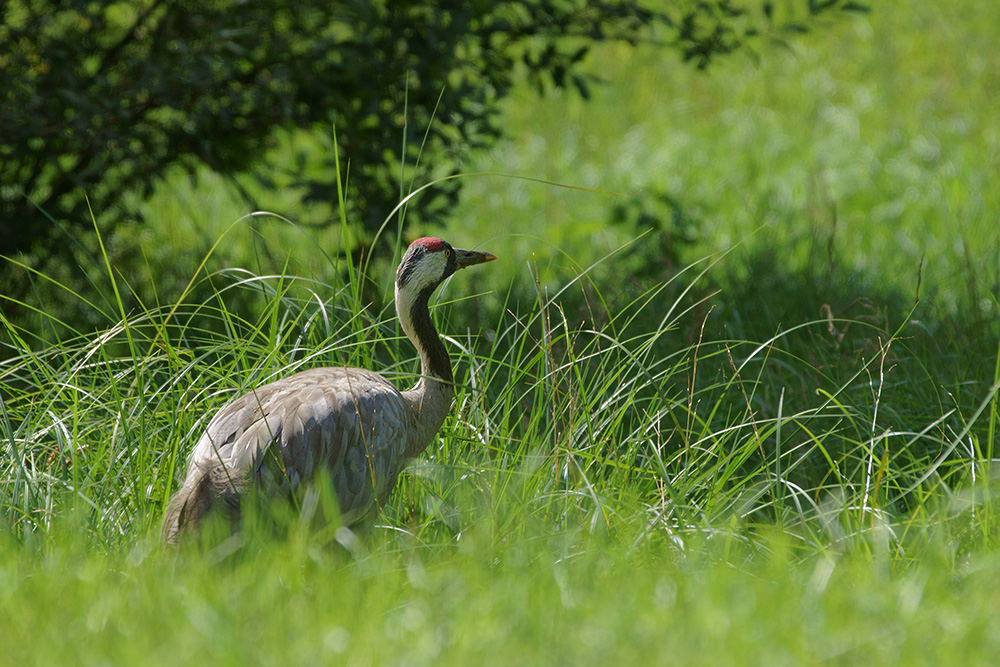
[{"xmin": 164, "ymin": 366, "xmax": 423, "ymax": 542}]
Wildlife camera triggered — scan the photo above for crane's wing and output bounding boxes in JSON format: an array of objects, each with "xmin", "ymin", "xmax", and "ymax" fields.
[{"xmin": 188, "ymin": 367, "xmax": 415, "ymax": 522}]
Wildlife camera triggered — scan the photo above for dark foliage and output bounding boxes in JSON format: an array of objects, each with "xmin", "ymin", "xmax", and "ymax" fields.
[{"xmin": 2, "ymin": 0, "xmax": 861, "ymax": 262}]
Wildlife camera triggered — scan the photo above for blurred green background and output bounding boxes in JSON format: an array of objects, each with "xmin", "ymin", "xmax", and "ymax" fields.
[{"xmin": 66, "ymin": 0, "xmax": 1000, "ymax": 330}]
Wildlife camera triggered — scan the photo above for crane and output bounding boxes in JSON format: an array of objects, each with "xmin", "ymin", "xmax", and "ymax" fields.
[{"xmin": 161, "ymin": 237, "xmax": 496, "ymax": 543}]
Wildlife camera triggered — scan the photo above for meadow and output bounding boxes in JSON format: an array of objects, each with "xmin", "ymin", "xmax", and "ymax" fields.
[{"xmin": 2, "ymin": 0, "xmax": 999, "ymax": 663}]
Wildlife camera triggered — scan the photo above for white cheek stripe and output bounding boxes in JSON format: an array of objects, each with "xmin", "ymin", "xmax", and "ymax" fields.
[
  {"xmin": 395, "ymin": 281, "xmax": 418, "ymax": 340},
  {"xmin": 395, "ymin": 251, "xmax": 447, "ymax": 345}
]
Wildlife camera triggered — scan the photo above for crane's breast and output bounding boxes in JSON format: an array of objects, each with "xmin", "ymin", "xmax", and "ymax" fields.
[{"xmin": 188, "ymin": 367, "xmax": 415, "ymax": 519}]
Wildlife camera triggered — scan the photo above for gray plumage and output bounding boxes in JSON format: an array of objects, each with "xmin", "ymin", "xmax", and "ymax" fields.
[{"xmin": 162, "ymin": 238, "xmax": 495, "ymax": 543}]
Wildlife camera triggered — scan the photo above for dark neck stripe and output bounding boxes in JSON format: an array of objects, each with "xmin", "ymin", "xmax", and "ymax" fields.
[
  {"xmin": 396, "ymin": 246, "xmax": 422, "ymax": 287},
  {"xmin": 409, "ymin": 286, "xmax": 453, "ymax": 383}
]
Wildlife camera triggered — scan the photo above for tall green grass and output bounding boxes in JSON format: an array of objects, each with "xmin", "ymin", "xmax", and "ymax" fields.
[
  {"xmin": 6, "ymin": 222, "xmax": 995, "ymax": 553},
  {"xmin": 1, "ymin": 219, "xmax": 999, "ymax": 662}
]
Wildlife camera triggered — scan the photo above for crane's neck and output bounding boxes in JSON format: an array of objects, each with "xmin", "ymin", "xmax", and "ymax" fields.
[{"xmin": 397, "ymin": 284, "xmax": 455, "ymax": 455}]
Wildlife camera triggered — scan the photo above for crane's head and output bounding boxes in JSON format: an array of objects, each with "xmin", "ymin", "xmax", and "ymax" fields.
[
  {"xmin": 395, "ymin": 237, "xmax": 496, "ymax": 379},
  {"xmin": 396, "ymin": 237, "xmax": 496, "ymax": 295}
]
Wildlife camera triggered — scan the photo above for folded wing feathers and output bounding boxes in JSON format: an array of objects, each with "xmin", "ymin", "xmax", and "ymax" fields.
[{"xmin": 170, "ymin": 367, "xmax": 416, "ymax": 538}]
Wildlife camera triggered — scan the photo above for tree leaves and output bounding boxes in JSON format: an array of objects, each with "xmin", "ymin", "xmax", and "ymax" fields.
[{"xmin": 0, "ymin": 0, "xmax": 865, "ymax": 264}]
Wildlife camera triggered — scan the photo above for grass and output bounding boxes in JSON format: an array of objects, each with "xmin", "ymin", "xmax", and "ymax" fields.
[
  {"xmin": 448, "ymin": 0, "xmax": 1000, "ymax": 316},
  {"xmin": 5, "ymin": 518, "xmax": 1000, "ymax": 664},
  {"xmin": 2, "ymin": 226, "xmax": 998, "ymax": 661},
  {"xmin": 3, "ymin": 0, "xmax": 1000, "ymax": 662}
]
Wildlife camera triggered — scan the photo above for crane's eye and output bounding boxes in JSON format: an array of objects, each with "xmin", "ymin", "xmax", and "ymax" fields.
[{"xmin": 444, "ymin": 248, "xmax": 451, "ymax": 258}]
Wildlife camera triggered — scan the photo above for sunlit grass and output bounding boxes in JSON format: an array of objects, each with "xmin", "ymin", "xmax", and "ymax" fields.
[
  {"xmin": 2, "ymin": 214, "xmax": 999, "ymax": 661},
  {"xmin": 449, "ymin": 0, "xmax": 1000, "ymax": 317}
]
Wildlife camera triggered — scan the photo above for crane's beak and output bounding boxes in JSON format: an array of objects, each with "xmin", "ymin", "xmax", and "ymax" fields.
[{"xmin": 454, "ymin": 248, "xmax": 497, "ymax": 269}]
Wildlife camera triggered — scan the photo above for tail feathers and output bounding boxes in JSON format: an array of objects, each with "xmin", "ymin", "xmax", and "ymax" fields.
[{"xmin": 161, "ymin": 463, "xmax": 242, "ymax": 545}]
